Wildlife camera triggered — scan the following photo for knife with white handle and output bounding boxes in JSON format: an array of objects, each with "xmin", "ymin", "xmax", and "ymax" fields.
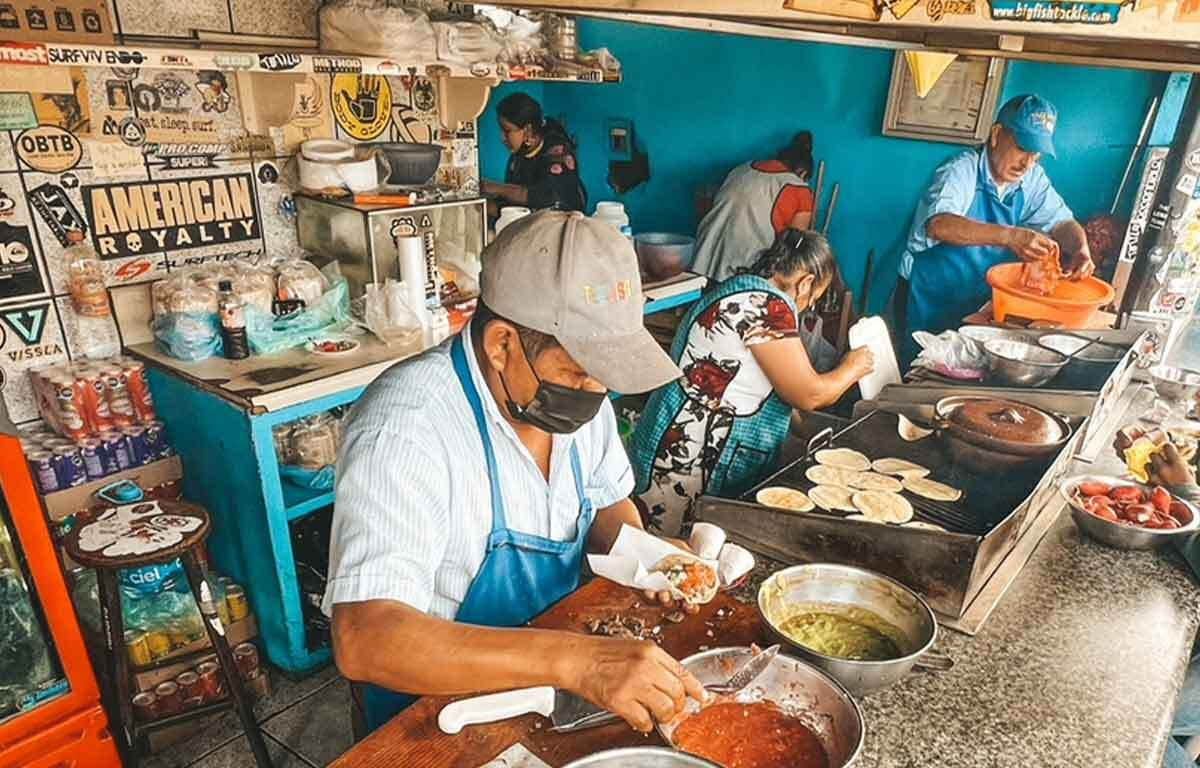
[{"xmin": 439, "ymin": 686, "xmax": 614, "ymax": 734}]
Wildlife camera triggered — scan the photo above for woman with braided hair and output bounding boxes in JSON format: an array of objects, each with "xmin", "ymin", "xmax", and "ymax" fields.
[{"xmin": 629, "ymin": 228, "xmax": 875, "ymax": 536}]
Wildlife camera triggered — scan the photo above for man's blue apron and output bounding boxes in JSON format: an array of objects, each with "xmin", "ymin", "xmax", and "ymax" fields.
[
  {"xmin": 902, "ymin": 170, "xmax": 1026, "ymax": 367},
  {"xmin": 362, "ymin": 335, "xmax": 596, "ymax": 733},
  {"xmin": 628, "ymin": 274, "xmax": 795, "ymax": 505}
]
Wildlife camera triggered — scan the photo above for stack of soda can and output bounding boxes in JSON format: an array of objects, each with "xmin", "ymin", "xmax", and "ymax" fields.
[{"xmin": 21, "ymin": 356, "xmax": 173, "ymax": 495}]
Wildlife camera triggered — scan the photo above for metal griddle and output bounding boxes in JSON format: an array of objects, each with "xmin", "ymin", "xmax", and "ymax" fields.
[
  {"xmin": 697, "ymin": 399, "xmax": 1092, "ymax": 618},
  {"xmin": 749, "ymin": 410, "xmax": 1053, "ymax": 536}
]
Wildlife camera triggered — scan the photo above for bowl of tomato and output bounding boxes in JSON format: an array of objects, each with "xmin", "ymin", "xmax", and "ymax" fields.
[{"xmin": 1060, "ymin": 475, "xmax": 1199, "ymax": 550}]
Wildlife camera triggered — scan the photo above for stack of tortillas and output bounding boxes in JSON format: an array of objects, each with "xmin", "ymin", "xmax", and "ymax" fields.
[{"xmin": 756, "ymin": 486, "xmax": 814, "ymax": 513}]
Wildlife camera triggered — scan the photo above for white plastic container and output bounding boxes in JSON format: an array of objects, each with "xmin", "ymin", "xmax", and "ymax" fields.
[
  {"xmin": 494, "ymin": 206, "xmax": 531, "ymax": 237},
  {"xmin": 592, "ymin": 201, "xmax": 632, "ymax": 241},
  {"xmin": 848, "ymin": 316, "xmax": 901, "ymax": 401}
]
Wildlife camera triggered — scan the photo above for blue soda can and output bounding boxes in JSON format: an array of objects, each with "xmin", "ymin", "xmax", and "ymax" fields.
[
  {"xmin": 122, "ymin": 425, "xmax": 151, "ymax": 466},
  {"xmin": 27, "ymin": 450, "xmax": 60, "ymax": 493},
  {"xmin": 51, "ymin": 445, "xmax": 87, "ymax": 488},
  {"xmin": 77, "ymin": 438, "xmax": 107, "ymax": 480},
  {"xmin": 100, "ymin": 430, "xmax": 131, "ymax": 471},
  {"xmin": 93, "ymin": 434, "xmax": 121, "ymax": 475}
]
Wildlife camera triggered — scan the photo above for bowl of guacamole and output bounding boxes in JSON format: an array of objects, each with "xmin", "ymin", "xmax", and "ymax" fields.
[{"xmin": 758, "ymin": 563, "xmax": 941, "ymax": 695}]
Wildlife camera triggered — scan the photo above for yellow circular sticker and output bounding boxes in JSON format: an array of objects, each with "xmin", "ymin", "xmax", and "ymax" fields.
[{"xmin": 331, "ymin": 74, "xmax": 392, "ymax": 141}]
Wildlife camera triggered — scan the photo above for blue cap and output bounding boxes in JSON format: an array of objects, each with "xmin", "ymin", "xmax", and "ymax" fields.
[{"xmin": 996, "ymin": 94, "xmax": 1058, "ymax": 158}]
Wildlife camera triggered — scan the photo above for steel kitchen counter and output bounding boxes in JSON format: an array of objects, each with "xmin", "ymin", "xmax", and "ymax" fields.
[{"xmin": 730, "ymin": 376, "xmax": 1200, "ymax": 768}]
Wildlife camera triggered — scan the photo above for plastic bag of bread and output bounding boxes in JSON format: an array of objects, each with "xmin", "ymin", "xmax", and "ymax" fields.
[
  {"xmin": 236, "ymin": 267, "xmax": 277, "ymax": 315},
  {"xmin": 276, "ymin": 260, "xmax": 327, "ymax": 308},
  {"xmin": 319, "ymin": 0, "xmax": 436, "ymax": 58}
]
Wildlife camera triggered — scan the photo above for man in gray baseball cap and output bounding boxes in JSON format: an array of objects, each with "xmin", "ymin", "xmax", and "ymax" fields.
[{"xmin": 324, "ymin": 211, "xmax": 701, "ymax": 740}]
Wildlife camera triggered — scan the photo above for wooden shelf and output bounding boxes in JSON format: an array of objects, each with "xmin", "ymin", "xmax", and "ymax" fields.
[{"xmin": 36, "ymin": 40, "xmax": 616, "ymax": 82}]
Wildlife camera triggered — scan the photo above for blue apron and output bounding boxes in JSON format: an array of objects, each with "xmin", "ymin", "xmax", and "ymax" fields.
[
  {"xmin": 628, "ymin": 274, "xmax": 795, "ymax": 504},
  {"xmin": 903, "ymin": 173, "xmax": 1026, "ymax": 367},
  {"xmin": 362, "ymin": 335, "xmax": 596, "ymax": 733}
]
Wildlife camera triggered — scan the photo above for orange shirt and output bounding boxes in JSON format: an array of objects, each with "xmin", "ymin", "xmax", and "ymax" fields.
[{"xmin": 752, "ymin": 160, "xmax": 815, "ymax": 234}]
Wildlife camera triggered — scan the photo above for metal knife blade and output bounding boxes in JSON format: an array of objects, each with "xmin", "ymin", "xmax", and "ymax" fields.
[
  {"xmin": 724, "ymin": 644, "xmax": 779, "ymax": 691},
  {"xmin": 549, "ymin": 691, "xmax": 619, "ymax": 732}
]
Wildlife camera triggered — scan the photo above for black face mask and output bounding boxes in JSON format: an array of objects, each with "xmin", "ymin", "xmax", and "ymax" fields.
[{"xmin": 499, "ymin": 344, "xmax": 607, "ymax": 434}]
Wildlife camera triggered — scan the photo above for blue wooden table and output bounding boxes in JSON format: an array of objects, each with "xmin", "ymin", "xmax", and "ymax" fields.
[{"xmin": 133, "ymin": 275, "xmax": 707, "ymax": 675}]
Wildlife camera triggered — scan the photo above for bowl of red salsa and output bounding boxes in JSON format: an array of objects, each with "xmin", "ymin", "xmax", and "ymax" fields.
[{"xmin": 658, "ymin": 647, "xmax": 864, "ymax": 768}]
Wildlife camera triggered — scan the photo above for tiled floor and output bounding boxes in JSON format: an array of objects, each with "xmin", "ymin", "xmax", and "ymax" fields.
[{"xmin": 144, "ymin": 664, "xmax": 354, "ymax": 768}]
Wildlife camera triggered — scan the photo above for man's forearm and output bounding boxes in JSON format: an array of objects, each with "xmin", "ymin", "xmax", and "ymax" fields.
[
  {"xmin": 588, "ymin": 498, "xmax": 642, "ymax": 554},
  {"xmin": 926, "ymin": 213, "xmax": 1013, "ymax": 249},
  {"xmin": 333, "ymin": 600, "xmax": 586, "ymax": 696}
]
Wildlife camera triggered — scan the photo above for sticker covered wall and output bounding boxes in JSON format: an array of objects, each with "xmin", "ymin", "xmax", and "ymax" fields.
[
  {"xmin": 0, "ymin": 54, "xmax": 476, "ymax": 425},
  {"xmin": 83, "ymin": 173, "xmax": 261, "ymax": 259}
]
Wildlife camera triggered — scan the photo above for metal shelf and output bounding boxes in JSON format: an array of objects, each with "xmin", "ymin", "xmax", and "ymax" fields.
[{"xmin": 37, "ymin": 40, "xmax": 615, "ymax": 82}]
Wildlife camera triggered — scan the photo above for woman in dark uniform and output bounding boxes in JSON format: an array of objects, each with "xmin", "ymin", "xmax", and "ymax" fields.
[{"xmin": 481, "ymin": 92, "xmax": 587, "ymax": 213}]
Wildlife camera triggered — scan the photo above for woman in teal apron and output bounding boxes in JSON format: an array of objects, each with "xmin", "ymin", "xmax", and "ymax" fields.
[{"xmin": 629, "ymin": 229, "xmax": 874, "ymax": 537}]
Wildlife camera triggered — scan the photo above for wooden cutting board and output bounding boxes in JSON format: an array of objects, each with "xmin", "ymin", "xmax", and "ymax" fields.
[{"xmin": 329, "ymin": 578, "xmax": 763, "ymax": 768}]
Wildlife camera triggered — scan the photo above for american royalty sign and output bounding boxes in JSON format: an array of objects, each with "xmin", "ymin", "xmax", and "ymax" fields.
[{"xmin": 83, "ymin": 173, "xmax": 261, "ymax": 259}]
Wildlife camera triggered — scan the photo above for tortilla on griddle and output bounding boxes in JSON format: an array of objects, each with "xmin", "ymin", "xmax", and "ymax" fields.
[
  {"xmin": 805, "ymin": 465, "xmax": 854, "ymax": 487},
  {"xmin": 809, "ymin": 485, "xmax": 857, "ymax": 512},
  {"xmin": 902, "ymin": 476, "xmax": 963, "ymax": 502},
  {"xmin": 871, "ymin": 458, "xmax": 931, "ymax": 479},
  {"xmin": 756, "ymin": 486, "xmax": 815, "ymax": 513},
  {"xmin": 815, "ymin": 448, "xmax": 871, "ymax": 472},
  {"xmin": 651, "ymin": 554, "xmax": 719, "ymax": 605},
  {"xmin": 852, "ymin": 490, "xmax": 914, "ymax": 523},
  {"xmin": 846, "ymin": 471, "xmax": 904, "ymax": 493}
]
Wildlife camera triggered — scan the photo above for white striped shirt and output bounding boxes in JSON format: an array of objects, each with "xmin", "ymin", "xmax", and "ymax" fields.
[{"xmin": 321, "ymin": 325, "xmax": 634, "ymax": 620}]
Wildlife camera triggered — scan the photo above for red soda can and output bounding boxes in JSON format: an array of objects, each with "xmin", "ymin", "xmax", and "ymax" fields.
[
  {"xmin": 122, "ymin": 360, "xmax": 157, "ymax": 422},
  {"xmin": 52, "ymin": 375, "xmax": 90, "ymax": 441},
  {"xmin": 101, "ymin": 366, "xmax": 136, "ymax": 428},
  {"xmin": 76, "ymin": 369, "xmax": 114, "ymax": 433}
]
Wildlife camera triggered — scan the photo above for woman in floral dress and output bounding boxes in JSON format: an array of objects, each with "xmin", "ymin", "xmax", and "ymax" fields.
[{"xmin": 629, "ymin": 229, "xmax": 874, "ymax": 537}]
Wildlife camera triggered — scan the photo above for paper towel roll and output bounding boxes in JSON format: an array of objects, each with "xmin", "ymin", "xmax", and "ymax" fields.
[{"xmin": 397, "ymin": 236, "xmax": 429, "ymax": 328}]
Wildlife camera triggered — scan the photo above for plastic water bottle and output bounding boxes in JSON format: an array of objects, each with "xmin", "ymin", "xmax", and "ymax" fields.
[{"xmin": 593, "ymin": 201, "xmax": 633, "ymax": 243}]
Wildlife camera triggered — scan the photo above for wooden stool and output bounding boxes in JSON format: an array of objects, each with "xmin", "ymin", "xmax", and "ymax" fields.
[{"xmin": 62, "ymin": 499, "xmax": 273, "ymax": 768}]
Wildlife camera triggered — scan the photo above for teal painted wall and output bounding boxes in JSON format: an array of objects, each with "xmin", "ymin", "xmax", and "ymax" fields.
[{"xmin": 479, "ymin": 19, "xmax": 1165, "ymax": 313}]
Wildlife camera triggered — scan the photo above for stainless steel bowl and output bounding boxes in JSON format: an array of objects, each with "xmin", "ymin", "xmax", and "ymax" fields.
[
  {"xmin": 564, "ymin": 748, "xmax": 719, "ymax": 767},
  {"xmin": 659, "ymin": 646, "xmax": 863, "ymax": 768},
  {"xmin": 1149, "ymin": 365, "xmax": 1200, "ymax": 404},
  {"xmin": 1037, "ymin": 333, "xmax": 1125, "ymax": 363},
  {"xmin": 1060, "ymin": 474, "xmax": 1200, "ymax": 550},
  {"xmin": 983, "ymin": 339, "xmax": 1069, "ymax": 387},
  {"xmin": 958, "ymin": 325, "xmax": 1030, "ymax": 355},
  {"xmin": 757, "ymin": 564, "xmax": 938, "ymax": 696}
]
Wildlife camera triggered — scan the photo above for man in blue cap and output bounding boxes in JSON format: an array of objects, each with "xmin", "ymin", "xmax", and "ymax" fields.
[{"xmin": 894, "ymin": 93, "xmax": 1094, "ymax": 366}]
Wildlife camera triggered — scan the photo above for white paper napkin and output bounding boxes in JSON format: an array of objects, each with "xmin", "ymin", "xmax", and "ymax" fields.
[{"xmin": 587, "ymin": 524, "xmax": 753, "ymax": 599}]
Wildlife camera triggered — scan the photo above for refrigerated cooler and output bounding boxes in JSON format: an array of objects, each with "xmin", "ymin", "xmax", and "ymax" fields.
[{"xmin": 0, "ymin": 428, "xmax": 121, "ymax": 768}]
